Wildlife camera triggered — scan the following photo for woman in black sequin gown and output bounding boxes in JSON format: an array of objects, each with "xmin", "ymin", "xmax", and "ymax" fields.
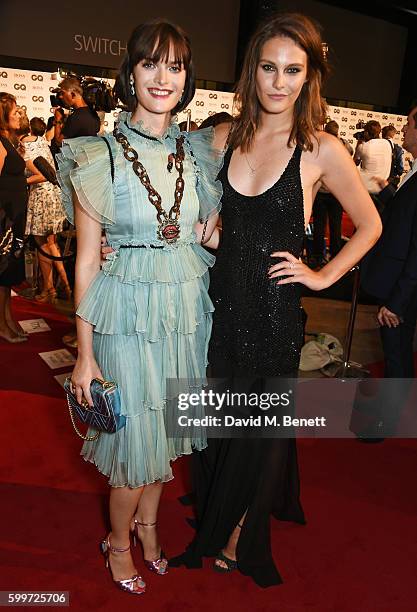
[
  {"xmin": 0, "ymin": 93, "xmax": 28, "ymax": 343},
  {"xmin": 170, "ymin": 14, "xmax": 382, "ymax": 587}
]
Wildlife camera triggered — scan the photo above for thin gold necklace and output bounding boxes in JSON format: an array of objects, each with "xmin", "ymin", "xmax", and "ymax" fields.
[
  {"xmin": 245, "ymin": 143, "xmax": 291, "ymax": 174},
  {"xmin": 244, "ymin": 152, "xmax": 257, "ymax": 174}
]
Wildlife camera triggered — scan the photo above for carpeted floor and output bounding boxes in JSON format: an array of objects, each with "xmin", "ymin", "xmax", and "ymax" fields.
[{"xmin": 0, "ymin": 297, "xmax": 416, "ymax": 611}]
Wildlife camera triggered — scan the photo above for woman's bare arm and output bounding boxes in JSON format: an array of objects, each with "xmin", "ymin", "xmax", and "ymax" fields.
[
  {"xmin": 25, "ymin": 159, "xmax": 47, "ymax": 185},
  {"xmin": 0, "ymin": 141, "xmax": 6, "ymax": 174},
  {"xmin": 70, "ymin": 197, "xmax": 103, "ymax": 405},
  {"xmin": 269, "ymin": 133, "xmax": 382, "ymax": 290},
  {"xmin": 315, "ymin": 133, "xmax": 382, "ymax": 285}
]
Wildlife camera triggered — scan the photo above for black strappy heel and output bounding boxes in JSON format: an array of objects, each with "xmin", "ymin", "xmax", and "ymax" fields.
[{"xmin": 213, "ymin": 523, "xmax": 243, "ymax": 573}]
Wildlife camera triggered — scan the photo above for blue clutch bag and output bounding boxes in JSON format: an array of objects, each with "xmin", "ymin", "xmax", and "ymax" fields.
[{"xmin": 64, "ymin": 377, "xmax": 126, "ymax": 441}]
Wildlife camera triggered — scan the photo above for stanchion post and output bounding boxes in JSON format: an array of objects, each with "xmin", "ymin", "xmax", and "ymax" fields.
[{"xmin": 323, "ymin": 264, "xmax": 370, "ymax": 378}]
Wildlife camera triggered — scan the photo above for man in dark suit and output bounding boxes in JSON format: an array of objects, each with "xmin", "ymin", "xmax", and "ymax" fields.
[{"xmin": 358, "ymin": 105, "xmax": 417, "ymax": 438}]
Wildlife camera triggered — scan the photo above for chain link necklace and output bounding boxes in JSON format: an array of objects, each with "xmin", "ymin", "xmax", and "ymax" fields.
[{"xmin": 113, "ymin": 124, "xmax": 185, "ymax": 244}]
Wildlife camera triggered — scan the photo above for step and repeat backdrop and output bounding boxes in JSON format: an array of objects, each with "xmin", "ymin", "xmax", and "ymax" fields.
[
  {"xmin": 0, "ymin": 66, "xmax": 412, "ymax": 169},
  {"xmin": 327, "ymin": 104, "xmax": 412, "ymax": 168}
]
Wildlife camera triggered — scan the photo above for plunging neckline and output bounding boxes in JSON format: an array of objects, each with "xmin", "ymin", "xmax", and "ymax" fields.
[{"xmin": 225, "ymin": 146, "xmax": 298, "ymax": 199}]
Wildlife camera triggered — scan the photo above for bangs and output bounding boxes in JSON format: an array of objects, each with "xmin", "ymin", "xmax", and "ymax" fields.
[
  {"xmin": 117, "ymin": 20, "xmax": 195, "ymax": 113},
  {"xmin": 129, "ymin": 22, "xmax": 191, "ymax": 69}
]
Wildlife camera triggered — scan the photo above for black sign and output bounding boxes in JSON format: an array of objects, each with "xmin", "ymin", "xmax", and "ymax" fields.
[{"xmin": 0, "ymin": 0, "xmax": 239, "ymax": 83}]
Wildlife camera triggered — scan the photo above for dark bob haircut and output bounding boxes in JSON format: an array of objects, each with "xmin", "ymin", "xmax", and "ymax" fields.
[
  {"xmin": 30, "ymin": 117, "xmax": 46, "ymax": 136},
  {"xmin": 114, "ymin": 20, "xmax": 195, "ymax": 115}
]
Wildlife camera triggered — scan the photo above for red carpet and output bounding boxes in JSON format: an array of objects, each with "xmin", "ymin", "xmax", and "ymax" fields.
[{"xmin": 1, "ymin": 297, "xmax": 416, "ymax": 611}]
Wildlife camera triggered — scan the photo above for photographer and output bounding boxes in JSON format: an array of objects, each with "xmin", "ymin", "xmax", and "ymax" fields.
[
  {"xmin": 354, "ymin": 120, "xmax": 392, "ymax": 196},
  {"xmin": 53, "ymin": 76, "xmax": 100, "ymax": 144}
]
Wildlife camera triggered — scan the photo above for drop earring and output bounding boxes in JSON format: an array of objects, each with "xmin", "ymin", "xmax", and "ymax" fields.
[{"xmin": 130, "ymin": 76, "xmax": 135, "ymax": 96}]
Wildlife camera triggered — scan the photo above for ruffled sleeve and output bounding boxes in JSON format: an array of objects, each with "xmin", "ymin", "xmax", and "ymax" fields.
[
  {"xmin": 56, "ymin": 136, "xmax": 115, "ymax": 227},
  {"xmin": 184, "ymin": 128, "xmax": 224, "ymax": 221}
]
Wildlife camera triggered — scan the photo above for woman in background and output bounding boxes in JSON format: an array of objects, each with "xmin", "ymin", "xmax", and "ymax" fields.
[
  {"xmin": 0, "ymin": 93, "xmax": 44, "ymax": 342},
  {"xmin": 23, "ymin": 117, "xmax": 70, "ymax": 302}
]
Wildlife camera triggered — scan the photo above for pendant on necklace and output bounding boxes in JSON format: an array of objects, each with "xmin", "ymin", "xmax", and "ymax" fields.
[{"xmin": 158, "ymin": 219, "xmax": 181, "ymax": 243}]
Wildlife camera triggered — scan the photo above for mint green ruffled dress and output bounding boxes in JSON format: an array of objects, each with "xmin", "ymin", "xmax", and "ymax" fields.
[{"xmin": 57, "ymin": 111, "xmax": 222, "ymax": 488}]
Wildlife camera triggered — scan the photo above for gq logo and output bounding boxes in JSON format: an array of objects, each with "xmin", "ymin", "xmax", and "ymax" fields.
[
  {"xmin": 220, "ymin": 103, "xmax": 229, "ymax": 109},
  {"xmin": 195, "ymin": 101, "xmax": 205, "ymax": 107},
  {"xmin": 0, "ymin": 71, "xmax": 8, "ymax": 78},
  {"xmin": 14, "ymin": 84, "xmax": 26, "ymax": 91},
  {"xmin": 32, "ymin": 96, "xmax": 44, "ymax": 102},
  {"xmin": 209, "ymin": 93, "xmax": 218, "ymax": 99},
  {"xmin": 31, "ymin": 75, "xmax": 44, "ymax": 81}
]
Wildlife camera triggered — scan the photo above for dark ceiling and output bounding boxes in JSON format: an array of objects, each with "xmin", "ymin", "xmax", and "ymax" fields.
[{"xmin": 237, "ymin": 0, "xmax": 417, "ymax": 111}]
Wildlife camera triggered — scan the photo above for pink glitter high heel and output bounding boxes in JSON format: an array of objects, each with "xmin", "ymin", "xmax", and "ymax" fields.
[
  {"xmin": 132, "ymin": 519, "xmax": 168, "ymax": 575},
  {"xmin": 100, "ymin": 535, "xmax": 146, "ymax": 595}
]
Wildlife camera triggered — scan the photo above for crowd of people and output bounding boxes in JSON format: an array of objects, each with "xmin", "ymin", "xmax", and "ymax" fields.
[{"xmin": 1, "ymin": 10, "xmax": 416, "ymax": 597}]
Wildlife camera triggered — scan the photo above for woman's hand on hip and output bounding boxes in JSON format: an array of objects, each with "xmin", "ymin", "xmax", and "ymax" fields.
[{"xmin": 268, "ymin": 251, "xmax": 329, "ymax": 291}]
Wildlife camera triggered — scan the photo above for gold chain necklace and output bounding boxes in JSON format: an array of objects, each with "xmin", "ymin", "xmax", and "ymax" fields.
[{"xmin": 113, "ymin": 125, "xmax": 185, "ymax": 244}]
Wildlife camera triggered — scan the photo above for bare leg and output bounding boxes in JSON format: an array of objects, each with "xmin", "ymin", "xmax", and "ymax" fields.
[
  {"xmin": 0, "ymin": 286, "xmax": 26, "ymax": 340},
  {"xmin": 48, "ymin": 235, "xmax": 71, "ymax": 296},
  {"xmin": 0, "ymin": 286, "xmax": 16, "ymax": 340},
  {"xmin": 134, "ymin": 481, "xmax": 164, "ymax": 561},
  {"xmin": 107, "ymin": 485, "xmax": 144, "ymax": 585},
  {"xmin": 35, "ymin": 236, "xmax": 54, "ymax": 292},
  {"xmin": 215, "ymin": 511, "xmax": 247, "ymax": 570}
]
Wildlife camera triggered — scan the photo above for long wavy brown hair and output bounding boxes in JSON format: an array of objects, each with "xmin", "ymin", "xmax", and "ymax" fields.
[
  {"xmin": 229, "ymin": 13, "xmax": 328, "ymax": 152},
  {"xmin": 0, "ymin": 92, "xmax": 17, "ymax": 138}
]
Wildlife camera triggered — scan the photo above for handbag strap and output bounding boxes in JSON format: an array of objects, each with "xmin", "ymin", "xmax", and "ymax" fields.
[
  {"xmin": 101, "ymin": 135, "xmax": 115, "ymax": 183},
  {"xmin": 66, "ymin": 395, "xmax": 100, "ymax": 441},
  {"xmin": 201, "ymin": 219, "xmax": 209, "ymax": 245}
]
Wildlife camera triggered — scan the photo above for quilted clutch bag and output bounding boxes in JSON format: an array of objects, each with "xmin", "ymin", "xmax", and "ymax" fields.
[{"xmin": 64, "ymin": 377, "xmax": 126, "ymax": 441}]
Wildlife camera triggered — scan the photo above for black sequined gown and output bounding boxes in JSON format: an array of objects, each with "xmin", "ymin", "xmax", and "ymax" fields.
[{"xmin": 171, "ymin": 146, "xmax": 306, "ymax": 587}]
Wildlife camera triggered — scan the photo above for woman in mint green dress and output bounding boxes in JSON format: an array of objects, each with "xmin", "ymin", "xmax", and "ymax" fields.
[{"xmin": 57, "ymin": 21, "xmax": 222, "ymax": 595}]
